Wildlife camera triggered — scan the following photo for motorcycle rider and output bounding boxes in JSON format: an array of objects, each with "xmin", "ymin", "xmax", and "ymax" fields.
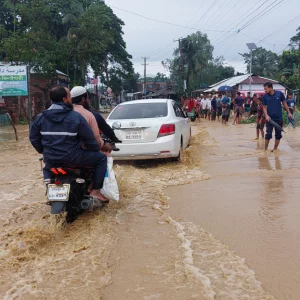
[
  {"xmin": 70, "ymin": 86, "xmax": 104, "ymax": 147},
  {"xmin": 29, "ymin": 85, "xmax": 108, "ymax": 202}
]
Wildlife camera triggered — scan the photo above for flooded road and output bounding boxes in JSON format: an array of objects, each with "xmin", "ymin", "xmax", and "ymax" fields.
[
  {"xmin": 0, "ymin": 122, "xmax": 297, "ymax": 299},
  {"xmin": 167, "ymin": 122, "xmax": 300, "ymax": 300}
]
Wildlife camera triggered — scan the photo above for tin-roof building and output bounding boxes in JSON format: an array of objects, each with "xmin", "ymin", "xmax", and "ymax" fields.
[{"xmin": 205, "ymin": 74, "xmax": 287, "ymax": 97}]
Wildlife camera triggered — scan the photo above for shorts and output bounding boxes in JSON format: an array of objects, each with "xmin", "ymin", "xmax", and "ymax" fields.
[
  {"xmin": 203, "ymin": 109, "xmax": 208, "ymax": 116},
  {"xmin": 265, "ymin": 120, "xmax": 283, "ymax": 141},
  {"xmin": 256, "ymin": 123, "xmax": 265, "ymax": 130},
  {"xmin": 235, "ymin": 106, "xmax": 244, "ymax": 116}
]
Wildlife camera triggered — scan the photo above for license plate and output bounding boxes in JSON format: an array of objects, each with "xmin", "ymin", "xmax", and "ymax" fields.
[
  {"xmin": 47, "ymin": 184, "xmax": 70, "ymax": 202},
  {"xmin": 125, "ymin": 130, "xmax": 142, "ymax": 140}
]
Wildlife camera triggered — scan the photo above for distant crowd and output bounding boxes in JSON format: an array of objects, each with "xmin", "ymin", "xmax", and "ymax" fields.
[
  {"xmin": 181, "ymin": 89, "xmax": 296, "ymax": 144},
  {"xmin": 182, "ymin": 91, "xmax": 295, "ymax": 123}
]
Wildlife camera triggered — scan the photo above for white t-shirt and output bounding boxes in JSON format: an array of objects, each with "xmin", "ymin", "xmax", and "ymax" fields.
[
  {"xmin": 201, "ymin": 99, "xmax": 210, "ymax": 109},
  {"xmin": 207, "ymin": 100, "xmax": 211, "ymax": 109}
]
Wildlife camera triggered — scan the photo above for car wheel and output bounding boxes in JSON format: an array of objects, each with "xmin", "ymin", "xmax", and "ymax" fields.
[
  {"xmin": 187, "ymin": 129, "xmax": 191, "ymax": 147},
  {"xmin": 173, "ymin": 137, "xmax": 183, "ymax": 162}
]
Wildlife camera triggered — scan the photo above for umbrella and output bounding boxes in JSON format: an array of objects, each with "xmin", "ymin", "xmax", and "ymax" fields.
[
  {"xmin": 218, "ymin": 85, "xmax": 233, "ymax": 92},
  {"xmin": 269, "ymin": 119, "xmax": 286, "ymax": 133}
]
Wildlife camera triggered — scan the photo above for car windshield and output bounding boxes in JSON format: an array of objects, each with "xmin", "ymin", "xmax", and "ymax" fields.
[{"xmin": 109, "ymin": 103, "xmax": 168, "ymax": 120}]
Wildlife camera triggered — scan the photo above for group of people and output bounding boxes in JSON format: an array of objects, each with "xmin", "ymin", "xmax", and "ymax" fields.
[
  {"xmin": 182, "ymin": 82, "xmax": 296, "ymax": 152},
  {"xmin": 30, "ymin": 85, "xmax": 121, "ymax": 203},
  {"xmin": 182, "ymin": 91, "xmax": 256, "ymax": 124}
]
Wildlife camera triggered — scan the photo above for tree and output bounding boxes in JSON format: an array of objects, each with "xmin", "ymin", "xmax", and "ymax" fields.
[
  {"xmin": 165, "ymin": 34, "xmax": 235, "ymax": 93},
  {"xmin": 0, "ymin": 0, "xmax": 133, "ymax": 89},
  {"xmin": 88, "ymin": 2, "xmax": 133, "ymax": 88},
  {"xmin": 123, "ymin": 72, "xmax": 140, "ymax": 92},
  {"xmin": 201, "ymin": 56, "xmax": 235, "ymax": 85},
  {"xmin": 277, "ymin": 49, "xmax": 298, "ymax": 90},
  {"xmin": 154, "ymin": 72, "xmax": 167, "ymax": 82},
  {"xmin": 240, "ymin": 47, "xmax": 278, "ymax": 77},
  {"xmin": 175, "ymin": 32, "xmax": 213, "ymax": 92},
  {"xmin": 289, "ymin": 26, "xmax": 300, "ymax": 95}
]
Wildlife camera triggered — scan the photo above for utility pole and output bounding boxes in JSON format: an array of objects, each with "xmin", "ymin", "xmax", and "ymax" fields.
[
  {"xmin": 27, "ymin": 65, "xmax": 32, "ymax": 128},
  {"xmin": 246, "ymin": 43, "xmax": 257, "ymax": 96},
  {"xmin": 141, "ymin": 57, "xmax": 149, "ymax": 95},
  {"xmin": 249, "ymin": 48, "xmax": 253, "ymax": 95}
]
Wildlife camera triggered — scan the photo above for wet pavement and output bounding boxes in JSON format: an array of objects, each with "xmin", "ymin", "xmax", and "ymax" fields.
[
  {"xmin": 167, "ymin": 121, "xmax": 300, "ymax": 300},
  {"xmin": 0, "ymin": 121, "xmax": 298, "ymax": 299}
]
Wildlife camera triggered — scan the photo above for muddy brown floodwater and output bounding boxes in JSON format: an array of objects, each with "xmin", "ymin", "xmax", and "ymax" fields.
[
  {"xmin": 0, "ymin": 121, "xmax": 298, "ymax": 299},
  {"xmin": 167, "ymin": 122, "xmax": 300, "ymax": 300}
]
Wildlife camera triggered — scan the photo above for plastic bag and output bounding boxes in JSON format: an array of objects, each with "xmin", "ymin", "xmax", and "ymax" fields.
[{"xmin": 100, "ymin": 157, "xmax": 119, "ymax": 201}]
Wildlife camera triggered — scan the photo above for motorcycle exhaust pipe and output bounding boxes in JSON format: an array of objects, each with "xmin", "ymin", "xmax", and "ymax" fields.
[{"xmin": 81, "ymin": 197, "xmax": 104, "ymax": 211}]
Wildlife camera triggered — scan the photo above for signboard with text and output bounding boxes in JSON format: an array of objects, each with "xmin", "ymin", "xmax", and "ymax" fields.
[{"xmin": 0, "ymin": 66, "xmax": 28, "ymax": 96}]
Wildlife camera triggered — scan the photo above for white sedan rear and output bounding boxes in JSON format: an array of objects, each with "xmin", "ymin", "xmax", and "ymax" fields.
[{"xmin": 106, "ymin": 99, "xmax": 191, "ymax": 160}]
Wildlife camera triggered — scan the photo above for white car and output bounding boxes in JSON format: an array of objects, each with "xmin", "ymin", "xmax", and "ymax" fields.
[{"xmin": 106, "ymin": 99, "xmax": 191, "ymax": 161}]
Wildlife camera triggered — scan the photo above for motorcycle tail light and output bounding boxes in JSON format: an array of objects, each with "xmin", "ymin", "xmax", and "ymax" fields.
[
  {"xmin": 54, "ymin": 181, "xmax": 62, "ymax": 185},
  {"xmin": 51, "ymin": 168, "xmax": 59, "ymax": 175},
  {"xmin": 57, "ymin": 168, "xmax": 67, "ymax": 175}
]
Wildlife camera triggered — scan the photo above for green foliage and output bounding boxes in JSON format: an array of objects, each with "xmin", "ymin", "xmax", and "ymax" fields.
[
  {"xmin": 154, "ymin": 72, "xmax": 167, "ymax": 82},
  {"xmin": 239, "ymin": 26, "xmax": 300, "ymax": 92},
  {"xmin": 240, "ymin": 117, "xmax": 256, "ymax": 124},
  {"xmin": 165, "ymin": 33, "xmax": 236, "ymax": 93},
  {"xmin": 0, "ymin": 0, "xmax": 133, "ymax": 88},
  {"xmin": 122, "ymin": 72, "xmax": 140, "ymax": 92},
  {"xmin": 240, "ymin": 47, "xmax": 278, "ymax": 77},
  {"xmin": 18, "ymin": 117, "xmax": 28, "ymax": 125}
]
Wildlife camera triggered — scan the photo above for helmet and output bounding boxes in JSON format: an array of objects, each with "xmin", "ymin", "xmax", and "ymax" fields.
[{"xmin": 71, "ymin": 86, "xmax": 87, "ymax": 98}]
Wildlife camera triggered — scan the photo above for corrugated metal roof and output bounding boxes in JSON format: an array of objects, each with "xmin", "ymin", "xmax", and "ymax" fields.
[
  {"xmin": 205, "ymin": 74, "xmax": 251, "ymax": 92},
  {"xmin": 239, "ymin": 75, "xmax": 278, "ymax": 84}
]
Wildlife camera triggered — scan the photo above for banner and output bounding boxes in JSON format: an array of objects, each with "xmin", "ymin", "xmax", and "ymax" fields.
[{"xmin": 0, "ymin": 66, "xmax": 28, "ymax": 96}]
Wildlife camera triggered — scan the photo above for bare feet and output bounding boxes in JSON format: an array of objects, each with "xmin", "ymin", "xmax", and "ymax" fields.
[{"xmin": 90, "ymin": 190, "xmax": 109, "ymax": 202}]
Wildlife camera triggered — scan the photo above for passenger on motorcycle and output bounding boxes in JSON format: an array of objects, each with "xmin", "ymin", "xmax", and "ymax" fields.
[
  {"xmin": 29, "ymin": 86, "xmax": 108, "ymax": 202},
  {"xmin": 72, "ymin": 87, "xmax": 122, "ymax": 144},
  {"xmin": 70, "ymin": 86, "xmax": 104, "ymax": 148}
]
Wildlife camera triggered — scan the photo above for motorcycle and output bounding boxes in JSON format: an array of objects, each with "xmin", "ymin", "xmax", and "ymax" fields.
[{"xmin": 42, "ymin": 137, "xmax": 120, "ymax": 223}]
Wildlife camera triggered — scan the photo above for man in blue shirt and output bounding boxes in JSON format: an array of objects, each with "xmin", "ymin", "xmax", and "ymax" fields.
[
  {"xmin": 262, "ymin": 82, "xmax": 292, "ymax": 151},
  {"xmin": 286, "ymin": 93, "xmax": 296, "ymax": 126}
]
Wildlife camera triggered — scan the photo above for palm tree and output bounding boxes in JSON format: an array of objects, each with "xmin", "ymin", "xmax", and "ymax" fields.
[
  {"xmin": 241, "ymin": 47, "xmax": 278, "ymax": 77},
  {"xmin": 176, "ymin": 32, "xmax": 213, "ymax": 91}
]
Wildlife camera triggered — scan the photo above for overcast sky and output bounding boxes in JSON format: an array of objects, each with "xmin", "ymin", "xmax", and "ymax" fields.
[{"xmin": 104, "ymin": 0, "xmax": 300, "ymax": 77}]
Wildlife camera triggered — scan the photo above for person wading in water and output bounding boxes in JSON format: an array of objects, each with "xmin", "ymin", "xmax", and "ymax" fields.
[{"xmin": 262, "ymin": 82, "xmax": 293, "ymax": 152}]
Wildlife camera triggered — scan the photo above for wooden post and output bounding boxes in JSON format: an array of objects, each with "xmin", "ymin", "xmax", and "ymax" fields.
[
  {"xmin": 27, "ymin": 65, "xmax": 32, "ymax": 128},
  {"xmin": 6, "ymin": 112, "xmax": 18, "ymax": 141}
]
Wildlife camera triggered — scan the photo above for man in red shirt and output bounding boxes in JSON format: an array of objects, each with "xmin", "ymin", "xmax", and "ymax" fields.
[{"xmin": 183, "ymin": 97, "xmax": 194, "ymax": 112}]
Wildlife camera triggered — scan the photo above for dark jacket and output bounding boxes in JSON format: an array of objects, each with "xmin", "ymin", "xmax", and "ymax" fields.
[
  {"xmin": 30, "ymin": 103, "xmax": 99, "ymax": 162},
  {"xmin": 91, "ymin": 110, "xmax": 119, "ymax": 142}
]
